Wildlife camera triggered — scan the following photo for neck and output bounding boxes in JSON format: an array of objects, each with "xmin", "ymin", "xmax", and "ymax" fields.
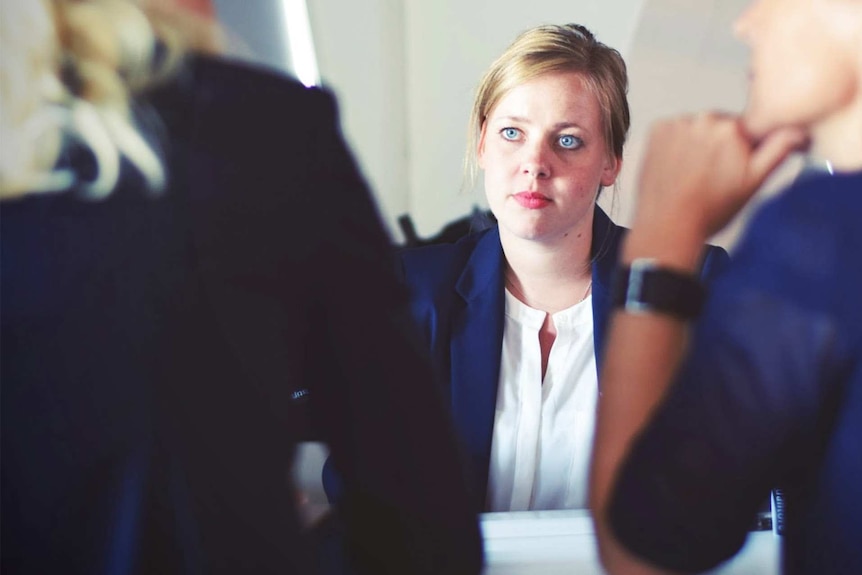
[
  {"xmin": 500, "ymin": 214, "xmax": 594, "ymax": 314},
  {"xmin": 809, "ymin": 88, "xmax": 862, "ymax": 172}
]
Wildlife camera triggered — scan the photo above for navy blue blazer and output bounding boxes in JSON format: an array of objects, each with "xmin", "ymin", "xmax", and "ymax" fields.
[{"xmin": 398, "ymin": 207, "xmax": 730, "ymax": 512}]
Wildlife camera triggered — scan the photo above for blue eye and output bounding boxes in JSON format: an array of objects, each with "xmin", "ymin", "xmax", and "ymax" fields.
[
  {"xmin": 559, "ymin": 134, "xmax": 582, "ymax": 149},
  {"xmin": 501, "ymin": 127, "xmax": 521, "ymax": 141}
]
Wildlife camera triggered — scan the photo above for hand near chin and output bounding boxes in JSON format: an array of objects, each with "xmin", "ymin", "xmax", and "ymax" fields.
[{"xmin": 633, "ymin": 113, "xmax": 807, "ymax": 242}]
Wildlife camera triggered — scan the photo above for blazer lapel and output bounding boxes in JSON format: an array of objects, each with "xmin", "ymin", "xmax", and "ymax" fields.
[
  {"xmin": 591, "ymin": 207, "xmax": 625, "ymax": 376},
  {"xmin": 447, "ymin": 213, "xmax": 623, "ymax": 509},
  {"xmin": 450, "ymin": 227, "xmax": 506, "ymax": 511}
]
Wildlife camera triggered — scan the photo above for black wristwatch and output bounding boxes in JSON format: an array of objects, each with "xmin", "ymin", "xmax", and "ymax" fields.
[{"xmin": 611, "ymin": 258, "xmax": 706, "ymax": 320}]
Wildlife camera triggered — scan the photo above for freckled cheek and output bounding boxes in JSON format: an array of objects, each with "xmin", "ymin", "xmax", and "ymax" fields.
[
  {"xmin": 559, "ymin": 168, "xmax": 594, "ymax": 192},
  {"xmin": 576, "ymin": 172, "xmax": 609, "ymax": 200},
  {"xmin": 482, "ymin": 152, "xmax": 516, "ymax": 179},
  {"xmin": 484, "ymin": 164, "xmax": 518, "ymax": 193},
  {"xmin": 483, "ymin": 172, "xmax": 510, "ymax": 207}
]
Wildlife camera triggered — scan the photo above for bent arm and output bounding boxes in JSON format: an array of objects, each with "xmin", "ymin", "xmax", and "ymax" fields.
[
  {"xmin": 589, "ymin": 114, "xmax": 803, "ymax": 574},
  {"xmin": 590, "ymin": 226, "xmax": 705, "ymax": 575}
]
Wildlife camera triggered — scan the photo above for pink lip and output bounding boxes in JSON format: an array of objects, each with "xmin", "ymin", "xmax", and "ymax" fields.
[{"xmin": 513, "ymin": 192, "xmax": 552, "ymax": 209}]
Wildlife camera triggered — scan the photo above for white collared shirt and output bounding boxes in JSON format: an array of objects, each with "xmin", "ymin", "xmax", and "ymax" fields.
[{"xmin": 486, "ymin": 288, "xmax": 598, "ymax": 511}]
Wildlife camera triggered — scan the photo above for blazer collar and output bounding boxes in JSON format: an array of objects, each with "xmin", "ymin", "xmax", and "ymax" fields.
[
  {"xmin": 450, "ymin": 227, "xmax": 506, "ymax": 511},
  {"xmin": 455, "ymin": 227, "xmax": 505, "ymax": 302},
  {"xmin": 590, "ymin": 206, "xmax": 625, "ymax": 371},
  {"xmin": 453, "ymin": 209, "xmax": 624, "ymax": 368}
]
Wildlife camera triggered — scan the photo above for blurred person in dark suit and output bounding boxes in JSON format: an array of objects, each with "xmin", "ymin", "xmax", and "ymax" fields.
[{"xmin": 0, "ymin": 1, "xmax": 483, "ymax": 574}]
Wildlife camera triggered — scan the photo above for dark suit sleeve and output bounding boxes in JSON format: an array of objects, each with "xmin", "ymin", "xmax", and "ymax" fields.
[
  {"xmin": 163, "ymin": 55, "xmax": 481, "ymax": 575},
  {"xmin": 302, "ymin": 89, "xmax": 483, "ymax": 575}
]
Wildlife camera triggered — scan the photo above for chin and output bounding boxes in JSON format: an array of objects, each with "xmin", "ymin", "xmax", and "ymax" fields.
[
  {"xmin": 741, "ymin": 108, "xmax": 774, "ymax": 142},
  {"xmin": 506, "ymin": 226, "xmax": 544, "ymax": 241},
  {"xmin": 499, "ymin": 219, "xmax": 548, "ymax": 241},
  {"xmin": 743, "ymin": 92, "xmax": 817, "ymax": 143},
  {"xmin": 742, "ymin": 86, "xmax": 793, "ymax": 140}
]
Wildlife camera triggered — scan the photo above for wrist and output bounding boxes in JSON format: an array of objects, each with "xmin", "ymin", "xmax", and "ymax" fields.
[{"xmin": 623, "ymin": 218, "xmax": 709, "ymax": 273}]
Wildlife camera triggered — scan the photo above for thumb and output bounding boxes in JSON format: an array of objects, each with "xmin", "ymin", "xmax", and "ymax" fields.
[{"xmin": 745, "ymin": 127, "xmax": 808, "ymax": 190}]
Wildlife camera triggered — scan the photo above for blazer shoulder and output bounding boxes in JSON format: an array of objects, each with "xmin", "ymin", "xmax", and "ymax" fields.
[
  {"xmin": 592, "ymin": 206, "xmax": 627, "ymax": 264},
  {"xmin": 398, "ymin": 229, "xmax": 492, "ymax": 297}
]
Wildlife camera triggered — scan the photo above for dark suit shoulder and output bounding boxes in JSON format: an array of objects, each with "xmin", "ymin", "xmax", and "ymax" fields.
[
  {"xmin": 148, "ymin": 53, "xmax": 337, "ymax": 147},
  {"xmin": 188, "ymin": 53, "xmax": 327, "ymax": 108}
]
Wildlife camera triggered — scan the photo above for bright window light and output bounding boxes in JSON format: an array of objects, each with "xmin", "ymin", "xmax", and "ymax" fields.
[{"xmin": 279, "ymin": 0, "xmax": 320, "ymax": 87}]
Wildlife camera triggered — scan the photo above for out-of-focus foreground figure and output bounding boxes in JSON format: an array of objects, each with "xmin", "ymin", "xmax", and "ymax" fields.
[
  {"xmin": 0, "ymin": 1, "xmax": 483, "ymax": 574},
  {"xmin": 591, "ymin": 0, "xmax": 862, "ymax": 574}
]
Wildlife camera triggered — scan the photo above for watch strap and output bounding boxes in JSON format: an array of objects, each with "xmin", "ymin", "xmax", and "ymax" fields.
[{"xmin": 612, "ymin": 258, "xmax": 706, "ymax": 320}]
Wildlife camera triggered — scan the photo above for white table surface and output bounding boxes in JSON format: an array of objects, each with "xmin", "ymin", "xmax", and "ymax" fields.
[
  {"xmin": 294, "ymin": 445, "xmax": 781, "ymax": 574},
  {"xmin": 480, "ymin": 510, "xmax": 781, "ymax": 575}
]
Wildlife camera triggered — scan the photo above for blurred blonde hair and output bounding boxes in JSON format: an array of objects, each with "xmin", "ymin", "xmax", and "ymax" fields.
[
  {"xmin": 0, "ymin": 0, "xmax": 220, "ymax": 200},
  {"xmin": 464, "ymin": 23, "xmax": 630, "ymax": 192}
]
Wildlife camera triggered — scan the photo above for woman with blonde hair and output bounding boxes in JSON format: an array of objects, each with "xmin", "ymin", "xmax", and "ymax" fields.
[
  {"xmin": 394, "ymin": 23, "xmax": 728, "ymax": 513},
  {"xmin": 0, "ymin": 2, "xmax": 482, "ymax": 574},
  {"xmin": 591, "ymin": 0, "xmax": 862, "ymax": 573}
]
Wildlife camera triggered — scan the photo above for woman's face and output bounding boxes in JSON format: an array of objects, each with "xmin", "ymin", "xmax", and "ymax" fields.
[
  {"xmin": 735, "ymin": 0, "xmax": 860, "ymax": 139},
  {"xmin": 478, "ymin": 71, "xmax": 620, "ymax": 245}
]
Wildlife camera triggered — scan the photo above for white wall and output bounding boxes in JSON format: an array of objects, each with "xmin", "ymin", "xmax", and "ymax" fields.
[
  {"xmin": 308, "ymin": 0, "xmax": 409, "ymax": 236},
  {"xmin": 212, "ymin": 0, "xmax": 293, "ymax": 70}
]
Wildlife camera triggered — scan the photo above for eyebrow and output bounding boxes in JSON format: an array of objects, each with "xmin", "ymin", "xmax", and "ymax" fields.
[{"xmin": 493, "ymin": 116, "xmax": 588, "ymax": 131}]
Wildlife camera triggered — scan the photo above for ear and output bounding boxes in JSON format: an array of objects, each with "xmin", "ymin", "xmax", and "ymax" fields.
[
  {"xmin": 477, "ymin": 123, "xmax": 489, "ymax": 169},
  {"xmin": 600, "ymin": 154, "xmax": 622, "ymax": 187}
]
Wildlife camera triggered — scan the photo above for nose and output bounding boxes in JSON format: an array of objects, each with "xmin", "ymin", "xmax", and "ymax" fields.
[{"xmin": 521, "ymin": 140, "xmax": 551, "ymax": 179}]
